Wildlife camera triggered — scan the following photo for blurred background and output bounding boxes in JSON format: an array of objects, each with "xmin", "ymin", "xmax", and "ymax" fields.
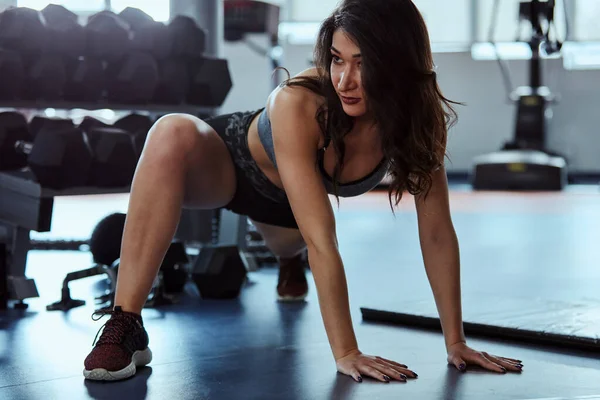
[{"xmin": 0, "ymin": 0, "xmax": 598, "ymax": 176}]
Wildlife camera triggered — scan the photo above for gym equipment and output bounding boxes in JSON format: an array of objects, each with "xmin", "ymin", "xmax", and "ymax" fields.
[
  {"xmin": 26, "ymin": 55, "xmax": 67, "ymax": 101},
  {"xmin": 0, "ymin": 112, "xmax": 32, "ymax": 170},
  {"xmin": 161, "ymin": 241, "xmax": 189, "ymax": 294},
  {"xmin": 0, "ymin": 112, "xmax": 93, "ymax": 189},
  {"xmin": 155, "ymin": 59, "xmax": 190, "ymax": 104},
  {"xmin": 79, "ymin": 116, "xmax": 110, "ymax": 131},
  {"xmin": 85, "ymin": 11, "xmax": 131, "ymax": 60},
  {"xmin": 191, "ymin": 244, "xmax": 248, "ymax": 299},
  {"xmin": 29, "ymin": 116, "xmax": 74, "ymax": 139},
  {"xmin": 2, "ymin": 112, "xmax": 136, "ymax": 189},
  {"xmin": 119, "ymin": 7, "xmax": 171, "ymax": 60},
  {"xmin": 47, "ymin": 213, "xmax": 125, "ymax": 311},
  {"xmin": 0, "ymin": 7, "xmax": 47, "ymax": 55},
  {"xmin": 89, "ymin": 213, "xmax": 126, "ymax": 266},
  {"xmin": 113, "ymin": 114, "xmax": 153, "ymax": 156},
  {"xmin": 224, "ymin": 0, "xmax": 282, "ymax": 90},
  {"xmin": 471, "ymin": 0, "xmax": 568, "ymax": 191},
  {"xmin": 360, "ymin": 306, "xmax": 600, "ymax": 353},
  {"xmin": 106, "ymin": 52, "xmax": 160, "ymax": 104},
  {"xmin": 187, "ymin": 58, "xmax": 233, "ymax": 107},
  {"xmin": 40, "ymin": 4, "xmax": 86, "ymax": 57},
  {"xmin": 85, "ymin": 127, "xmax": 138, "ymax": 187},
  {"xmin": 167, "ymin": 15, "xmax": 206, "ymax": 59},
  {"xmin": 0, "ymin": 50, "xmax": 24, "ymax": 101},
  {"xmin": 64, "ymin": 57, "xmax": 105, "ymax": 102}
]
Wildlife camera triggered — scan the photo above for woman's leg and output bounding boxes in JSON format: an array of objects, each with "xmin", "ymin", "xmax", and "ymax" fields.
[
  {"xmin": 250, "ymin": 220, "xmax": 309, "ymax": 301},
  {"xmin": 114, "ymin": 114, "xmax": 238, "ymax": 314}
]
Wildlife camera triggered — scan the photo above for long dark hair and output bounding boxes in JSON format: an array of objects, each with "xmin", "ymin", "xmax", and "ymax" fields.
[{"xmin": 280, "ymin": 0, "xmax": 461, "ymax": 209}]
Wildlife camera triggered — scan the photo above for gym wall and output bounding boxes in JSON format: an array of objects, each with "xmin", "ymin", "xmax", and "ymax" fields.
[{"xmin": 220, "ymin": 40, "xmax": 600, "ymax": 175}]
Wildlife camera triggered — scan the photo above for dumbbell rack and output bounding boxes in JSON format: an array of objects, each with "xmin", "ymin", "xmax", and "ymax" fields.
[{"xmin": 0, "ymin": 96, "xmax": 217, "ymax": 311}]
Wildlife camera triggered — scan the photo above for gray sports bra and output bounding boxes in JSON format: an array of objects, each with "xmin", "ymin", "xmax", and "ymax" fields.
[{"xmin": 257, "ymin": 108, "xmax": 389, "ymax": 197}]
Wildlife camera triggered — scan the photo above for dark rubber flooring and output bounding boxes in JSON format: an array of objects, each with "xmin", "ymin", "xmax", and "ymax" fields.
[{"xmin": 1, "ymin": 186, "xmax": 599, "ymax": 400}]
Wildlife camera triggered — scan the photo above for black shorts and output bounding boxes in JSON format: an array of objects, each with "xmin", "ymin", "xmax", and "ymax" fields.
[{"xmin": 204, "ymin": 109, "xmax": 299, "ymax": 230}]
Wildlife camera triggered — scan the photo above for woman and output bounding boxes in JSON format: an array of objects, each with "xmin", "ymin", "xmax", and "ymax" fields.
[{"xmin": 83, "ymin": 0, "xmax": 523, "ymax": 383}]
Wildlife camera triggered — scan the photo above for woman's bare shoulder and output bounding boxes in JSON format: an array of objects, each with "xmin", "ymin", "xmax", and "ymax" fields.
[{"xmin": 267, "ymin": 67, "xmax": 324, "ymax": 114}]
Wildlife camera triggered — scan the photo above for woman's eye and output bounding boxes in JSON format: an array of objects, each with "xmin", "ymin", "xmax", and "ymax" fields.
[{"xmin": 331, "ymin": 55, "xmax": 342, "ymax": 64}]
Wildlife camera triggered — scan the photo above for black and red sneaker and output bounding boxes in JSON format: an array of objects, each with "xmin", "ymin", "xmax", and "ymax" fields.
[
  {"xmin": 83, "ymin": 306, "xmax": 152, "ymax": 381},
  {"xmin": 276, "ymin": 253, "xmax": 309, "ymax": 302}
]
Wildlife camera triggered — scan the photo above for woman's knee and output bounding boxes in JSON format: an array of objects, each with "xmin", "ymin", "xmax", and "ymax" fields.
[{"xmin": 144, "ymin": 114, "xmax": 209, "ymax": 160}]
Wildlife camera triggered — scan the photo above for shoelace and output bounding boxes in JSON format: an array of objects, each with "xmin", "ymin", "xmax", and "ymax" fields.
[{"xmin": 91, "ymin": 308, "xmax": 136, "ymax": 347}]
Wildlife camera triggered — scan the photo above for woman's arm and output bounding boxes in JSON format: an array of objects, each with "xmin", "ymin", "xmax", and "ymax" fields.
[
  {"xmin": 415, "ymin": 167, "xmax": 524, "ymax": 374},
  {"xmin": 414, "ymin": 167, "xmax": 466, "ymax": 350},
  {"xmin": 269, "ymin": 88, "xmax": 358, "ymax": 360}
]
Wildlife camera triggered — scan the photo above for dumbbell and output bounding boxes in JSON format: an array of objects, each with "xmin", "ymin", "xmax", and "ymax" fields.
[
  {"xmin": 119, "ymin": 7, "xmax": 171, "ymax": 60},
  {"xmin": 106, "ymin": 52, "xmax": 159, "ymax": 104},
  {"xmin": 154, "ymin": 56, "xmax": 233, "ymax": 107},
  {"xmin": 0, "ymin": 7, "xmax": 47, "ymax": 55},
  {"xmin": 85, "ymin": 10, "xmax": 131, "ymax": 61},
  {"xmin": 187, "ymin": 57, "xmax": 233, "ymax": 107},
  {"xmin": 85, "ymin": 126, "xmax": 138, "ymax": 188},
  {"xmin": 191, "ymin": 244, "xmax": 248, "ymax": 299},
  {"xmin": 64, "ymin": 57, "xmax": 105, "ymax": 102},
  {"xmin": 0, "ymin": 112, "xmax": 93, "ymax": 189},
  {"xmin": 0, "ymin": 50, "xmax": 24, "ymax": 101},
  {"xmin": 113, "ymin": 114, "xmax": 153, "ymax": 156},
  {"xmin": 167, "ymin": 15, "xmax": 206, "ymax": 59},
  {"xmin": 29, "ymin": 116, "xmax": 74, "ymax": 139},
  {"xmin": 41, "ymin": 4, "xmax": 86, "ymax": 58}
]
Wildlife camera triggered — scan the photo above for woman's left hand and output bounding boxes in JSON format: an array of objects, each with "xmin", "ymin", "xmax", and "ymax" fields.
[{"xmin": 446, "ymin": 342, "xmax": 523, "ymax": 373}]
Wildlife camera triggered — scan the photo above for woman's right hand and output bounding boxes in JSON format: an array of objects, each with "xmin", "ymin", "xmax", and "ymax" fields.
[{"xmin": 336, "ymin": 350, "xmax": 418, "ymax": 383}]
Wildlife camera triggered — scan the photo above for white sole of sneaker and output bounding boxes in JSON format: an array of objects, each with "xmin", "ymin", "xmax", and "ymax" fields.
[
  {"xmin": 83, "ymin": 347, "xmax": 153, "ymax": 381},
  {"xmin": 277, "ymin": 293, "xmax": 308, "ymax": 302}
]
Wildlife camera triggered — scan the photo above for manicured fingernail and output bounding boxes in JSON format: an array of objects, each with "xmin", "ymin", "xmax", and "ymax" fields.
[
  {"xmin": 383, "ymin": 375, "xmax": 391, "ymax": 382},
  {"xmin": 400, "ymin": 374, "xmax": 407, "ymax": 380},
  {"xmin": 501, "ymin": 367, "xmax": 507, "ymax": 372},
  {"xmin": 516, "ymin": 365, "xmax": 523, "ymax": 369},
  {"xmin": 459, "ymin": 363, "xmax": 466, "ymax": 371},
  {"xmin": 413, "ymin": 373, "xmax": 418, "ymax": 378},
  {"xmin": 357, "ymin": 376, "xmax": 363, "ymax": 382}
]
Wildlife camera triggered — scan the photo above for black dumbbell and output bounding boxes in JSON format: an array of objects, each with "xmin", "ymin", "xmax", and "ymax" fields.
[
  {"xmin": 167, "ymin": 15, "xmax": 206, "ymax": 59},
  {"xmin": 191, "ymin": 244, "xmax": 247, "ymax": 299},
  {"xmin": 0, "ymin": 50, "xmax": 24, "ymax": 100},
  {"xmin": 79, "ymin": 116, "xmax": 111, "ymax": 131},
  {"xmin": 113, "ymin": 114, "xmax": 153, "ymax": 156},
  {"xmin": 106, "ymin": 52, "xmax": 159, "ymax": 104},
  {"xmin": 24, "ymin": 54, "xmax": 68, "ymax": 101},
  {"xmin": 85, "ymin": 126, "xmax": 138, "ymax": 188},
  {"xmin": 0, "ymin": 7, "xmax": 47, "ymax": 55},
  {"xmin": 41, "ymin": 4, "xmax": 86, "ymax": 57},
  {"xmin": 119, "ymin": 7, "xmax": 171, "ymax": 60},
  {"xmin": 154, "ymin": 58, "xmax": 190, "ymax": 104},
  {"xmin": 187, "ymin": 57, "xmax": 233, "ymax": 107},
  {"xmin": 0, "ymin": 112, "xmax": 93, "ymax": 189},
  {"xmin": 85, "ymin": 11, "xmax": 131, "ymax": 60},
  {"xmin": 64, "ymin": 57, "xmax": 105, "ymax": 102},
  {"xmin": 29, "ymin": 116, "xmax": 75, "ymax": 139}
]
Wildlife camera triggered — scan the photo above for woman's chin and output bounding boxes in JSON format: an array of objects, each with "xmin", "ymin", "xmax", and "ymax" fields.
[{"xmin": 341, "ymin": 104, "xmax": 367, "ymax": 117}]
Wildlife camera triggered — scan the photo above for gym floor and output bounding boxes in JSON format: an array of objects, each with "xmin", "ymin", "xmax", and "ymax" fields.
[{"xmin": 1, "ymin": 184, "xmax": 599, "ymax": 400}]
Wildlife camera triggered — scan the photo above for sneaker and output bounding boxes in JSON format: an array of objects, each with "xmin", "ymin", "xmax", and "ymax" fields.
[
  {"xmin": 276, "ymin": 253, "xmax": 308, "ymax": 302},
  {"xmin": 83, "ymin": 306, "xmax": 152, "ymax": 381}
]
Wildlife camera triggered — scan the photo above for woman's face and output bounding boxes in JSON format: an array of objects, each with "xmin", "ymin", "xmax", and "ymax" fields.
[{"xmin": 329, "ymin": 29, "xmax": 366, "ymax": 117}]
